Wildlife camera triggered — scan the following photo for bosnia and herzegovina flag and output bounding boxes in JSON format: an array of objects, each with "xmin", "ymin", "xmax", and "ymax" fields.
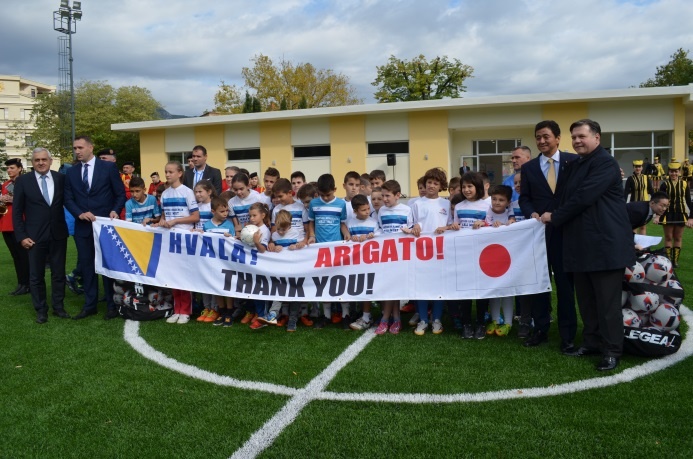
[{"xmin": 99, "ymin": 225, "xmax": 162, "ymax": 277}]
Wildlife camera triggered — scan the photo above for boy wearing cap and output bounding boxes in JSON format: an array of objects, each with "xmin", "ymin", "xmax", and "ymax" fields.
[{"xmin": 148, "ymin": 172, "xmax": 161, "ymax": 195}]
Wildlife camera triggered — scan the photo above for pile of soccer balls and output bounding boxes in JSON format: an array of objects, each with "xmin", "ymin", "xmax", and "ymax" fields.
[
  {"xmin": 622, "ymin": 254, "xmax": 682, "ymax": 332},
  {"xmin": 113, "ymin": 280, "xmax": 173, "ymax": 312}
]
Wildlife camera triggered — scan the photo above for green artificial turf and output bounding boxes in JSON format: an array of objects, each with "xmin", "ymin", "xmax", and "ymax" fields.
[{"xmin": 0, "ymin": 223, "xmax": 691, "ymax": 458}]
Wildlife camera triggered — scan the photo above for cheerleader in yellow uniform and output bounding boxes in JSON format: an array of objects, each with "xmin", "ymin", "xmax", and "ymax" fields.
[
  {"xmin": 624, "ymin": 160, "xmax": 654, "ymax": 234},
  {"xmin": 659, "ymin": 161, "xmax": 693, "ymax": 267}
]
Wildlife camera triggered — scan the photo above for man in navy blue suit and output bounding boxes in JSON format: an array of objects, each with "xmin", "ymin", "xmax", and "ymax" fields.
[
  {"xmin": 64, "ymin": 136, "xmax": 126, "ymax": 320},
  {"xmin": 519, "ymin": 120, "xmax": 578, "ymax": 352}
]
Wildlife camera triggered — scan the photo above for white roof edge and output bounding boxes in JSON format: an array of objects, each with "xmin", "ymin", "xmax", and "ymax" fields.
[{"xmin": 112, "ymin": 84, "xmax": 693, "ymax": 132}]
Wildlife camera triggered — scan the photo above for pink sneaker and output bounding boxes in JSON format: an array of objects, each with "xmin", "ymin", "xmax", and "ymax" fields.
[
  {"xmin": 374, "ymin": 321, "xmax": 389, "ymax": 335},
  {"xmin": 389, "ymin": 320, "xmax": 401, "ymax": 335}
]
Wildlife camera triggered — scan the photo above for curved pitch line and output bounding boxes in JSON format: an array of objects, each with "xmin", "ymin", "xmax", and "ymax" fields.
[{"xmin": 124, "ymin": 306, "xmax": 692, "ymax": 403}]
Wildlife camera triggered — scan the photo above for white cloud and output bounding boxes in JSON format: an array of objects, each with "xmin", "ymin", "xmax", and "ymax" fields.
[{"xmin": 1, "ymin": 0, "xmax": 691, "ymax": 116}]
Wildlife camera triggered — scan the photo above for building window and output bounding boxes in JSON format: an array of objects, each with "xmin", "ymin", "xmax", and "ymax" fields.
[
  {"xmin": 227, "ymin": 148, "xmax": 261, "ymax": 161},
  {"xmin": 604, "ymin": 131, "xmax": 673, "ymax": 174},
  {"xmin": 294, "ymin": 145, "xmax": 331, "ymax": 158},
  {"xmin": 1, "ymin": 108, "xmax": 7, "ymax": 120},
  {"xmin": 167, "ymin": 152, "xmax": 192, "ymax": 169},
  {"xmin": 367, "ymin": 141, "xmax": 409, "ymax": 155},
  {"xmin": 31, "ymin": 88, "xmax": 36, "ymax": 98},
  {"xmin": 25, "ymin": 135, "xmax": 34, "ymax": 147},
  {"xmin": 472, "ymin": 139, "xmax": 521, "ymax": 155}
]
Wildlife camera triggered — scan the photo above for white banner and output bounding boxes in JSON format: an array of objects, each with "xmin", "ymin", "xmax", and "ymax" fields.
[{"xmin": 93, "ymin": 217, "xmax": 551, "ymax": 301}]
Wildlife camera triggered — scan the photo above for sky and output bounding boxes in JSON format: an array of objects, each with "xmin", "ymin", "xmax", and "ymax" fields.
[{"xmin": 1, "ymin": 0, "xmax": 691, "ymax": 116}]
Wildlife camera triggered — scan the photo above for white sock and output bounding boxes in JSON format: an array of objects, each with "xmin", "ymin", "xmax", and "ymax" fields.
[{"xmin": 362, "ymin": 312, "xmax": 371, "ymax": 322}]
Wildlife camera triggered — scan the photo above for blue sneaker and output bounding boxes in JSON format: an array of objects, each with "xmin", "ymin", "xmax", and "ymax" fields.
[{"xmin": 258, "ymin": 311, "xmax": 278, "ymax": 325}]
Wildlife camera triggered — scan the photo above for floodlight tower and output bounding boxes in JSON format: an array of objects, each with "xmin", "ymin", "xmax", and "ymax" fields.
[{"xmin": 53, "ymin": 0, "xmax": 82, "ymax": 154}]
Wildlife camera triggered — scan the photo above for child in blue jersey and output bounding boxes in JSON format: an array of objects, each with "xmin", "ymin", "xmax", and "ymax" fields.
[
  {"xmin": 125, "ymin": 176, "xmax": 161, "ymax": 225},
  {"xmin": 477, "ymin": 185, "xmax": 516, "ymax": 337},
  {"xmin": 445, "ymin": 172, "xmax": 489, "ymax": 339},
  {"xmin": 258, "ymin": 167, "xmax": 280, "ymax": 210},
  {"xmin": 308, "ymin": 174, "xmax": 349, "ymax": 329},
  {"xmin": 245, "ymin": 202, "xmax": 272, "ymax": 330},
  {"xmin": 373, "ymin": 180, "xmax": 412, "ymax": 335},
  {"xmin": 343, "ymin": 171, "xmax": 362, "ymax": 219},
  {"xmin": 228, "ymin": 173, "xmax": 262, "ymax": 235},
  {"xmin": 193, "ymin": 179, "xmax": 215, "ymax": 230},
  {"xmin": 407, "ymin": 167, "xmax": 451, "ymax": 336},
  {"xmin": 510, "ymin": 173, "xmax": 524, "ymax": 222},
  {"xmin": 271, "ymin": 178, "xmax": 309, "ymax": 248},
  {"xmin": 154, "ymin": 161, "xmax": 200, "ymax": 324}
]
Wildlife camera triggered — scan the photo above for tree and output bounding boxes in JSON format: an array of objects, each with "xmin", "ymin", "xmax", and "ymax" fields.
[
  {"xmin": 31, "ymin": 80, "xmax": 161, "ymax": 166},
  {"xmin": 372, "ymin": 54, "xmax": 474, "ymax": 102},
  {"xmin": 212, "ymin": 54, "xmax": 362, "ymax": 112},
  {"xmin": 640, "ymin": 48, "xmax": 693, "ymax": 87}
]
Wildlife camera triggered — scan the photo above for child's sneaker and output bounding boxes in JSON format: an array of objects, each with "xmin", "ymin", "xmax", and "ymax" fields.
[
  {"xmin": 277, "ymin": 315, "xmax": 288, "ymax": 327},
  {"xmin": 486, "ymin": 321, "xmax": 499, "ymax": 335},
  {"xmin": 213, "ymin": 314, "xmax": 225, "ymax": 326},
  {"xmin": 166, "ymin": 313, "xmax": 180, "ymax": 324},
  {"xmin": 389, "ymin": 320, "xmax": 401, "ymax": 335},
  {"xmin": 452, "ymin": 316, "xmax": 463, "ymax": 331},
  {"xmin": 496, "ymin": 324, "xmax": 512, "ymax": 337},
  {"xmin": 461, "ymin": 324, "xmax": 474, "ymax": 339},
  {"xmin": 240, "ymin": 312, "xmax": 255, "ymax": 324},
  {"xmin": 196, "ymin": 308, "xmax": 210, "ymax": 322},
  {"xmin": 204, "ymin": 310, "xmax": 220, "ymax": 323},
  {"xmin": 177, "ymin": 314, "xmax": 190, "ymax": 324},
  {"xmin": 222, "ymin": 316, "xmax": 233, "ymax": 327},
  {"xmin": 331, "ymin": 311, "xmax": 342, "ymax": 324},
  {"xmin": 259, "ymin": 311, "xmax": 278, "ymax": 325},
  {"xmin": 414, "ymin": 320, "xmax": 428, "ymax": 336},
  {"xmin": 349, "ymin": 317, "xmax": 372, "ymax": 330},
  {"xmin": 432, "ymin": 319, "xmax": 443, "ymax": 334},
  {"xmin": 474, "ymin": 324, "xmax": 486, "ymax": 339},
  {"xmin": 408, "ymin": 313, "xmax": 420, "ymax": 326},
  {"xmin": 374, "ymin": 320, "xmax": 389, "ymax": 335},
  {"xmin": 400, "ymin": 301, "xmax": 415, "ymax": 313},
  {"xmin": 287, "ymin": 316, "xmax": 298, "ymax": 332},
  {"xmin": 314, "ymin": 316, "xmax": 328, "ymax": 329},
  {"xmin": 300, "ymin": 315, "xmax": 314, "ymax": 327},
  {"xmin": 249, "ymin": 318, "xmax": 266, "ymax": 330}
]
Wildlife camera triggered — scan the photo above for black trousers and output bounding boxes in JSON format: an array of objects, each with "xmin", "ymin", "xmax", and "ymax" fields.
[
  {"xmin": 75, "ymin": 233, "xmax": 115, "ymax": 313},
  {"xmin": 27, "ymin": 237, "xmax": 67, "ymax": 313},
  {"xmin": 574, "ymin": 269, "xmax": 624, "ymax": 358},
  {"xmin": 3, "ymin": 231, "xmax": 30, "ymax": 286}
]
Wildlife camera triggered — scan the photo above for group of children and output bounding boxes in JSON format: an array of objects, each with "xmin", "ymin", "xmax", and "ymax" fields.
[{"xmin": 124, "ymin": 160, "xmax": 527, "ymax": 337}]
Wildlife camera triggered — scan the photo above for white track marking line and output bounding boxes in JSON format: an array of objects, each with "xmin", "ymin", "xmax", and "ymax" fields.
[
  {"xmin": 229, "ymin": 329, "xmax": 377, "ymax": 459},
  {"xmin": 123, "ymin": 320, "xmax": 298, "ymax": 396}
]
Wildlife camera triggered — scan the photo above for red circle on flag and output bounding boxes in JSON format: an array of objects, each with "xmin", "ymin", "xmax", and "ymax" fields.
[{"xmin": 479, "ymin": 244, "xmax": 511, "ymax": 277}]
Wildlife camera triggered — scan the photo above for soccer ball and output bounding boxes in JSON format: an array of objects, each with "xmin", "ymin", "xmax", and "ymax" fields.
[
  {"xmin": 649, "ymin": 303, "xmax": 680, "ymax": 331},
  {"xmin": 624, "ymin": 262, "xmax": 646, "ymax": 283},
  {"xmin": 661, "ymin": 279, "xmax": 683, "ymax": 307},
  {"xmin": 113, "ymin": 283, "xmax": 126, "ymax": 295},
  {"xmin": 628, "ymin": 291, "xmax": 660, "ymax": 313},
  {"xmin": 147, "ymin": 290, "xmax": 160, "ymax": 307},
  {"xmin": 240, "ymin": 224, "xmax": 260, "ymax": 245},
  {"xmin": 621, "ymin": 290, "xmax": 629, "ymax": 307},
  {"xmin": 642, "ymin": 255, "xmax": 673, "ymax": 284},
  {"xmin": 637, "ymin": 312, "xmax": 650, "ymax": 327},
  {"xmin": 113, "ymin": 293, "xmax": 124, "ymax": 306},
  {"xmin": 622, "ymin": 308, "xmax": 642, "ymax": 328}
]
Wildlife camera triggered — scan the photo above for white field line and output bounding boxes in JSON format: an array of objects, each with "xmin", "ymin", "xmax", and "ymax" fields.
[
  {"xmin": 123, "ymin": 320, "xmax": 298, "ymax": 396},
  {"xmin": 229, "ymin": 329, "xmax": 378, "ymax": 459},
  {"xmin": 317, "ymin": 305, "xmax": 693, "ymax": 404}
]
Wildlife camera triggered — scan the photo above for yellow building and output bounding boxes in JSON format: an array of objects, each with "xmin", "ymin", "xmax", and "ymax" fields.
[
  {"xmin": 0, "ymin": 75, "xmax": 56, "ymax": 164},
  {"xmin": 113, "ymin": 85, "xmax": 693, "ymax": 196}
]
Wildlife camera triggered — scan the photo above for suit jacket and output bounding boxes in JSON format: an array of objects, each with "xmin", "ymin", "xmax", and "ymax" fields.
[
  {"xmin": 551, "ymin": 146, "xmax": 635, "ymax": 272},
  {"xmin": 12, "ymin": 171, "xmax": 68, "ymax": 243},
  {"xmin": 184, "ymin": 165, "xmax": 222, "ymax": 195},
  {"xmin": 64, "ymin": 158, "xmax": 126, "ymax": 237},
  {"xmin": 519, "ymin": 151, "xmax": 578, "ymax": 243},
  {"xmin": 626, "ymin": 200, "xmax": 651, "ymax": 229}
]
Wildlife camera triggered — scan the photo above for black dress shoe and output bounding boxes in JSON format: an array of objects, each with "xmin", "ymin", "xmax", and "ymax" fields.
[
  {"xmin": 596, "ymin": 356, "xmax": 619, "ymax": 371},
  {"xmin": 9, "ymin": 284, "xmax": 22, "ymax": 295},
  {"xmin": 53, "ymin": 309, "xmax": 71, "ymax": 319},
  {"xmin": 13, "ymin": 285, "xmax": 30, "ymax": 296},
  {"xmin": 73, "ymin": 309, "xmax": 98, "ymax": 320},
  {"xmin": 560, "ymin": 341, "xmax": 576, "ymax": 355},
  {"xmin": 523, "ymin": 330, "xmax": 548, "ymax": 347},
  {"xmin": 104, "ymin": 309, "xmax": 120, "ymax": 320},
  {"xmin": 567, "ymin": 346, "xmax": 601, "ymax": 357},
  {"xmin": 36, "ymin": 312, "xmax": 48, "ymax": 324}
]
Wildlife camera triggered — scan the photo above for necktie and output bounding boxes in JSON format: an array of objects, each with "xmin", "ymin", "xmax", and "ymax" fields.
[
  {"xmin": 547, "ymin": 158, "xmax": 556, "ymax": 193},
  {"xmin": 41, "ymin": 174, "xmax": 50, "ymax": 205},
  {"xmin": 83, "ymin": 163, "xmax": 90, "ymax": 192}
]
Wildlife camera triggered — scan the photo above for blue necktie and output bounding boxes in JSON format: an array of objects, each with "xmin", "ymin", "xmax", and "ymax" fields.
[
  {"xmin": 40, "ymin": 174, "xmax": 50, "ymax": 205},
  {"xmin": 82, "ymin": 163, "xmax": 90, "ymax": 192}
]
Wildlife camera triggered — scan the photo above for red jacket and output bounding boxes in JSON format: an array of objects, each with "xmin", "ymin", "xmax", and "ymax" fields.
[{"xmin": 0, "ymin": 179, "xmax": 16, "ymax": 232}]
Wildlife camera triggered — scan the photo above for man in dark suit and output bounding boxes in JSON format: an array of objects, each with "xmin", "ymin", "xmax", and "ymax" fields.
[
  {"xmin": 12, "ymin": 148, "xmax": 70, "ymax": 323},
  {"xmin": 184, "ymin": 145, "xmax": 222, "ymax": 195},
  {"xmin": 519, "ymin": 120, "xmax": 578, "ymax": 352},
  {"xmin": 64, "ymin": 136, "xmax": 126, "ymax": 320},
  {"xmin": 626, "ymin": 191, "xmax": 669, "ymax": 230},
  {"xmin": 542, "ymin": 119, "xmax": 635, "ymax": 371}
]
